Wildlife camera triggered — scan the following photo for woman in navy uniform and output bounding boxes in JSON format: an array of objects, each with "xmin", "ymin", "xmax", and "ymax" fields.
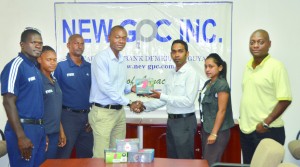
[{"xmin": 38, "ymin": 46, "xmax": 66, "ymax": 159}]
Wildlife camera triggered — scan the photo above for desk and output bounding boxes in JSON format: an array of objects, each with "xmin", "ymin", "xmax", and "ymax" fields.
[{"xmin": 41, "ymin": 158, "xmax": 209, "ymax": 167}]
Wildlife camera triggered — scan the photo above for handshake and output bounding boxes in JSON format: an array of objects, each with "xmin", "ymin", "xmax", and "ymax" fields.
[{"xmin": 129, "ymin": 101, "xmax": 146, "ymax": 113}]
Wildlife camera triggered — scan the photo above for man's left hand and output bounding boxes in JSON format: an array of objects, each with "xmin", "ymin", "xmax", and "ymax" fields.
[{"xmin": 256, "ymin": 122, "xmax": 269, "ymax": 133}]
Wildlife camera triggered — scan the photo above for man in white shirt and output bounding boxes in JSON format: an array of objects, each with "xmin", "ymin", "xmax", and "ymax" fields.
[{"xmin": 136, "ymin": 39, "xmax": 200, "ymax": 159}]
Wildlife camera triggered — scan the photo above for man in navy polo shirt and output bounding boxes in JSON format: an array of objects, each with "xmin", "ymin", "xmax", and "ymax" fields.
[
  {"xmin": 54, "ymin": 34, "xmax": 93, "ymax": 158},
  {"xmin": 1, "ymin": 28, "xmax": 46, "ymax": 167}
]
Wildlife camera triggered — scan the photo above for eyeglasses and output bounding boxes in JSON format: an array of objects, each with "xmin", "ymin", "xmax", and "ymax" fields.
[{"xmin": 24, "ymin": 27, "xmax": 41, "ymax": 33}]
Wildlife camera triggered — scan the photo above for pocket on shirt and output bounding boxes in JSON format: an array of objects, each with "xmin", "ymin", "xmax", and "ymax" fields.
[
  {"xmin": 202, "ymin": 93, "xmax": 213, "ymax": 104},
  {"xmin": 173, "ymin": 81, "xmax": 186, "ymax": 94}
]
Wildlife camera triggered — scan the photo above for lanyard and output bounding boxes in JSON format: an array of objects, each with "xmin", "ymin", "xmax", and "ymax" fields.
[{"xmin": 198, "ymin": 80, "xmax": 210, "ymax": 122}]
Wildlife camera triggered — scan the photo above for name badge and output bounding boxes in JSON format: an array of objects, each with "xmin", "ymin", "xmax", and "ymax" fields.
[
  {"xmin": 45, "ymin": 89, "xmax": 53, "ymax": 94},
  {"xmin": 67, "ymin": 73, "xmax": 75, "ymax": 77},
  {"xmin": 28, "ymin": 76, "xmax": 36, "ymax": 82}
]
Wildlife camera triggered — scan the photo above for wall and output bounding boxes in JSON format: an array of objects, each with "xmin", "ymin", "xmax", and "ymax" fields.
[{"xmin": 0, "ymin": 0, "xmax": 299, "ymax": 166}]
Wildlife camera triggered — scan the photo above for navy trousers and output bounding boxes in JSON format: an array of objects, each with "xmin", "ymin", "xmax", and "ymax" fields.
[
  {"xmin": 56, "ymin": 109, "xmax": 93, "ymax": 158},
  {"xmin": 240, "ymin": 126, "xmax": 285, "ymax": 164},
  {"xmin": 5, "ymin": 123, "xmax": 46, "ymax": 167},
  {"xmin": 45, "ymin": 132, "xmax": 59, "ymax": 159}
]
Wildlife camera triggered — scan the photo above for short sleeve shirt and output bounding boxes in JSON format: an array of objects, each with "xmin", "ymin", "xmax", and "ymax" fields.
[
  {"xmin": 42, "ymin": 74, "xmax": 62, "ymax": 134},
  {"xmin": 1, "ymin": 53, "xmax": 44, "ymax": 119},
  {"xmin": 239, "ymin": 55, "xmax": 292, "ymax": 134},
  {"xmin": 54, "ymin": 54, "xmax": 91, "ymax": 110},
  {"xmin": 201, "ymin": 77, "xmax": 234, "ymax": 133}
]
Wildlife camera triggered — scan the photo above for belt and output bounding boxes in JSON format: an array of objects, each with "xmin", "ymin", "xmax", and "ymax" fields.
[
  {"xmin": 20, "ymin": 118, "xmax": 44, "ymax": 125},
  {"xmin": 168, "ymin": 112, "xmax": 195, "ymax": 119},
  {"xmin": 93, "ymin": 103, "xmax": 123, "ymax": 110},
  {"xmin": 62, "ymin": 106, "xmax": 90, "ymax": 113}
]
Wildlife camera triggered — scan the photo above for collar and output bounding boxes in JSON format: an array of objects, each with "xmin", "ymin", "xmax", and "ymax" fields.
[
  {"xmin": 107, "ymin": 47, "xmax": 124, "ymax": 62},
  {"xmin": 41, "ymin": 73, "xmax": 56, "ymax": 85},
  {"xmin": 18, "ymin": 52, "xmax": 38, "ymax": 67},
  {"xmin": 247, "ymin": 54, "xmax": 271, "ymax": 69},
  {"xmin": 66, "ymin": 53, "xmax": 88, "ymax": 67},
  {"xmin": 175, "ymin": 62, "xmax": 189, "ymax": 73}
]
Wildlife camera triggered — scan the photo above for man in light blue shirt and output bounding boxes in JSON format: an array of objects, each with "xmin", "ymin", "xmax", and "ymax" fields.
[{"xmin": 89, "ymin": 25, "xmax": 136, "ymax": 158}]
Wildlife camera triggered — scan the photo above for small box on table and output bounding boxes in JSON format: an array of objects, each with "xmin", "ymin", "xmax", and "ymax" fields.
[
  {"xmin": 128, "ymin": 149, "xmax": 155, "ymax": 163},
  {"xmin": 104, "ymin": 148, "xmax": 127, "ymax": 163},
  {"xmin": 116, "ymin": 138, "xmax": 140, "ymax": 152}
]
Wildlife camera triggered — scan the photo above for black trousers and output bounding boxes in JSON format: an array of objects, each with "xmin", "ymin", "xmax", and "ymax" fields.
[
  {"xmin": 240, "ymin": 126, "xmax": 285, "ymax": 164},
  {"xmin": 166, "ymin": 114, "xmax": 197, "ymax": 159}
]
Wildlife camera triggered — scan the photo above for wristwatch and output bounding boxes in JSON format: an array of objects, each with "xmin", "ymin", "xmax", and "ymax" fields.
[{"xmin": 262, "ymin": 121, "xmax": 270, "ymax": 129}]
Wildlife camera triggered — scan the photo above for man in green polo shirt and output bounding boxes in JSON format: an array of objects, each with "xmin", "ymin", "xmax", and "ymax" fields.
[{"xmin": 239, "ymin": 29, "xmax": 292, "ymax": 164}]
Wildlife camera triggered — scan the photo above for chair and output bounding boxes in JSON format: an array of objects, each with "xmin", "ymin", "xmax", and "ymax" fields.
[
  {"xmin": 0, "ymin": 129, "xmax": 7, "ymax": 158},
  {"xmin": 288, "ymin": 130, "xmax": 300, "ymax": 160},
  {"xmin": 277, "ymin": 130, "xmax": 300, "ymax": 167},
  {"xmin": 211, "ymin": 138, "xmax": 285, "ymax": 167}
]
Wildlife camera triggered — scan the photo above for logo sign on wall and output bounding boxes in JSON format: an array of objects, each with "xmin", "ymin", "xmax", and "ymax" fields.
[{"xmin": 55, "ymin": 2, "xmax": 233, "ymax": 89}]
